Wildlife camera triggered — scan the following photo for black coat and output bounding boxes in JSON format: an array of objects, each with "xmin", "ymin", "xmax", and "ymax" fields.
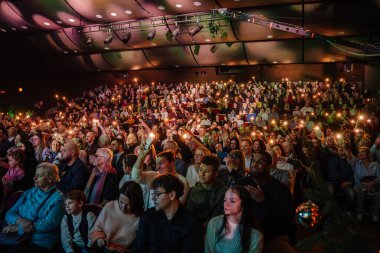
[{"xmin": 57, "ymin": 158, "xmax": 90, "ymax": 194}]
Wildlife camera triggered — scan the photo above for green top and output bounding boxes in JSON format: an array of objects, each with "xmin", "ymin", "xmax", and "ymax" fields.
[{"xmin": 205, "ymin": 215, "xmax": 263, "ymax": 253}]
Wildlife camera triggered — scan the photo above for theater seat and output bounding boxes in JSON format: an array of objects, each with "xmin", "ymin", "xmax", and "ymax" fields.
[
  {"xmin": 0, "ymin": 191, "xmax": 24, "ymax": 219},
  {"xmin": 85, "ymin": 204, "xmax": 103, "ymax": 217}
]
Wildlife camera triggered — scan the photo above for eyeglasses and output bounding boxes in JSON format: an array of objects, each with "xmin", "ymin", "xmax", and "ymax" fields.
[{"xmin": 151, "ymin": 191, "xmax": 168, "ymax": 198}]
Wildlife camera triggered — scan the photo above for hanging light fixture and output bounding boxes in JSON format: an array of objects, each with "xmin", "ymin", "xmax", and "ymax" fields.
[
  {"xmin": 121, "ymin": 30, "xmax": 132, "ymax": 44},
  {"xmin": 104, "ymin": 28, "xmax": 114, "ymax": 45},
  {"xmin": 86, "ymin": 37, "xmax": 94, "ymax": 46},
  {"xmin": 147, "ymin": 28, "xmax": 156, "ymax": 41},
  {"xmin": 189, "ymin": 23, "xmax": 203, "ymax": 36}
]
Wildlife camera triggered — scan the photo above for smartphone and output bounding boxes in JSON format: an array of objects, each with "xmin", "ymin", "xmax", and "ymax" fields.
[{"xmin": 145, "ymin": 132, "xmax": 155, "ymax": 150}]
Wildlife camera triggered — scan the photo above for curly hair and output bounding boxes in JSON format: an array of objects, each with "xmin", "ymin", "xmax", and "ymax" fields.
[{"xmin": 7, "ymin": 147, "xmax": 26, "ymax": 168}]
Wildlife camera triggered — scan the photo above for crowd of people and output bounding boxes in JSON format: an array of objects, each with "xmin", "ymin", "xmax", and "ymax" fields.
[{"xmin": 0, "ymin": 77, "xmax": 379, "ymax": 253}]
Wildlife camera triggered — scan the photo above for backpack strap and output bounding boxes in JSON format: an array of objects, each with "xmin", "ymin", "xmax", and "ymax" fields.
[{"xmin": 78, "ymin": 209, "xmax": 89, "ymax": 247}]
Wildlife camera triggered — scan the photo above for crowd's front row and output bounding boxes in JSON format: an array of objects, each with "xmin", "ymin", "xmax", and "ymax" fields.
[{"xmin": 0, "ymin": 143, "xmax": 298, "ymax": 253}]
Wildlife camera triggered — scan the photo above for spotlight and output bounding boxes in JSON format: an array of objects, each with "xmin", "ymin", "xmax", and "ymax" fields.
[
  {"xmin": 104, "ymin": 34, "xmax": 114, "ymax": 45},
  {"xmin": 86, "ymin": 37, "xmax": 94, "ymax": 46},
  {"xmin": 147, "ymin": 28, "xmax": 156, "ymax": 41},
  {"xmin": 121, "ymin": 30, "xmax": 131, "ymax": 44},
  {"xmin": 189, "ymin": 24, "xmax": 203, "ymax": 36},
  {"xmin": 171, "ymin": 27, "xmax": 180, "ymax": 39}
]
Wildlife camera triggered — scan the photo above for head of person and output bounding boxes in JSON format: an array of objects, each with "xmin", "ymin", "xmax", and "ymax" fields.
[
  {"xmin": 240, "ymin": 138, "xmax": 253, "ymax": 156},
  {"xmin": 65, "ymin": 190, "xmax": 86, "ymax": 215},
  {"xmin": 33, "ymin": 162, "xmax": 60, "ymax": 191},
  {"xmin": 60, "ymin": 142, "xmax": 79, "ymax": 163},
  {"xmin": 98, "ymin": 134, "xmax": 111, "ymax": 148},
  {"xmin": 281, "ymin": 141, "xmax": 293, "ymax": 155},
  {"xmin": 51, "ymin": 139, "xmax": 62, "ymax": 153},
  {"xmin": 7, "ymin": 147, "xmax": 26, "ymax": 168},
  {"xmin": 163, "ymin": 140, "xmax": 179, "ymax": 155},
  {"xmin": 111, "ymin": 139, "xmax": 124, "ymax": 153},
  {"xmin": 7, "ymin": 127, "xmax": 17, "ymax": 138},
  {"xmin": 194, "ymin": 147, "xmax": 209, "ymax": 165},
  {"xmin": 31, "ymin": 134, "xmax": 41, "ymax": 148},
  {"xmin": 272, "ymin": 144, "xmax": 285, "ymax": 157},
  {"xmin": 94, "ymin": 148, "xmax": 113, "ymax": 171},
  {"xmin": 156, "ymin": 150, "xmax": 175, "ymax": 174},
  {"xmin": 85, "ymin": 131, "xmax": 95, "ymax": 144},
  {"xmin": 122, "ymin": 154, "xmax": 138, "ymax": 175},
  {"xmin": 227, "ymin": 150, "xmax": 245, "ymax": 171},
  {"xmin": 151, "ymin": 174, "xmax": 184, "ymax": 211},
  {"xmin": 250, "ymin": 151, "xmax": 272, "ymax": 178},
  {"xmin": 357, "ymin": 146, "xmax": 371, "ymax": 161},
  {"xmin": 222, "ymin": 186, "xmax": 256, "ymax": 252},
  {"xmin": 228, "ymin": 137, "xmax": 240, "ymax": 151},
  {"xmin": 0, "ymin": 127, "xmax": 7, "ymax": 141},
  {"xmin": 199, "ymin": 155, "xmax": 220, "ymax": 186},
  {"xmin": 252, "ymin": 139, "xmax": 265, "ymax": 153},
  {"xmin": 118, "ymin": 181, "xmax": 144, "ymax": 215}
]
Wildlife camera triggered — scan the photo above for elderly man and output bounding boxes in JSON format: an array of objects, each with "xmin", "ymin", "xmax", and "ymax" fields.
[
  {"xmin": 84, "ymin": 148, "xmax": 118, "ymax": 206},
  {"xmin": 2, "ymin": 162, "xmax": 65, "ymax": 253},
  {"xmin": 57, "ymin": 142, "xmax": 90, "ymax": 194},
  {"xmin": 163, "ymin": 140, "xmax": 187, "ymax": 177}
]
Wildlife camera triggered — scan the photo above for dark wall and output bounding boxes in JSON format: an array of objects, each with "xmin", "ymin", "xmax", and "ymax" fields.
[{"xmin": 0, "ymin": 62, "xmax": 365, "ymax": 113}]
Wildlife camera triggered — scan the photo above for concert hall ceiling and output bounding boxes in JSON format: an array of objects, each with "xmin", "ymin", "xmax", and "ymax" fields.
[{"xmin": 0, "ymin": 0, "xmax": 379, "ymax": 72}]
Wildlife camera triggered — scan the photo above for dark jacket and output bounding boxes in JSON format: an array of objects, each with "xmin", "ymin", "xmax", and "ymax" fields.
[
  {"xmin": 112, "ymin": 152, "xmax": 126, "ymax": 180},
  {"xmin": 136, "ymin": 205, "xmax": 203, "ymax": 253},
  {"xmin": 57, "ymin": 158, "xmax": 90, "ymax": 194},
  {"xmin": 185, "ymin": 180, "xmax": 227, "ymax": 224}
]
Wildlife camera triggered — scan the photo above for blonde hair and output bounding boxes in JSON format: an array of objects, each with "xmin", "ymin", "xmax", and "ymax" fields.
[{"xmin": 36, "ymin": 162, "xmax": 60, "ymax": 183}]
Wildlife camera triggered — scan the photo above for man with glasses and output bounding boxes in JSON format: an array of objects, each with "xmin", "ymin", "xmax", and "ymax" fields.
[
  {"xmin": 136, "ymin": 174, "xmax": 203, "ymax": 253},
  {"xmin": 186, "ymin": 155, "xmax": 227, "ymax": 224}
]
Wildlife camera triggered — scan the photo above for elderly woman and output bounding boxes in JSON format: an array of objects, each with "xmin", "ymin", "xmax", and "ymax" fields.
[
  {"xmin": 91, "ymin": 181, "xmax": 144, "ymax": 253},
  {"xmin": 2, "ymin": 162, "xmax": 65, "ymax": 253},
  {"xmin": 84, "ymin": 148, "xmax": 119, "ymax": 206}
]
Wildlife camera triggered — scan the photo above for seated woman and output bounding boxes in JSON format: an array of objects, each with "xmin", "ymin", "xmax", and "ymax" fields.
[
  {"xmin": 91, "ymin": 181, "xmax": 144, "ymax": 252},
  {"xmin": 84, "ymin": 148, "xmax": 119, "ymax": 206},
  {"xmin": 2, "ymin": 162, "xmax": 65, "ymax": 253},
  {"xmin": 205, "ymin": 186, "xmax": 263, "ymax": 253},
  {"xmin": 219, "ymin": 150, "xmax": 246, "ymax": 186}
]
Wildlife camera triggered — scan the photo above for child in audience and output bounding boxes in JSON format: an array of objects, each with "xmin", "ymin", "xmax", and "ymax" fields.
[{"xmin": 61, "ymin": 190, "xmax": 97, "ymax": 253}]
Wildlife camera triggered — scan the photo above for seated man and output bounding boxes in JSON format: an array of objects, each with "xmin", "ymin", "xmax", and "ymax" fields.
[
  {"xmin": 136, "ymin": 174, "xmax": 203, "ymax": 253},
  {"xmin": 57, "ymin": 142, "xmax": 90, "ymax": 194},
  {"xmin": 186, "ymin": 155, "xmax": 227, "ymax": 224},
  {"xmin": 2, "ymin": 162, "xmax": 65, "ymax": 253},
  {"xmin": 235, "ymin": 151, "xmax": 297, "ymax": 253}
]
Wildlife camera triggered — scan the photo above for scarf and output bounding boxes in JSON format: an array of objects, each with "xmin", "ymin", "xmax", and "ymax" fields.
[{"xmin": 84, "ymin": 165, "xmax": 116, "ymax": 204}]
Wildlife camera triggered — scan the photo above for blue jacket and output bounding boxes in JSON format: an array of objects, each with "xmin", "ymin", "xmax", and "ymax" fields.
[{"xmin": 5, "ymin": 185, "xmax": 65, "ymax": 250}]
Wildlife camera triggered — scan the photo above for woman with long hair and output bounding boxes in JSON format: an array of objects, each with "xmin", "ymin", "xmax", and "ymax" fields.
[{"xmin": 205, "ymin": 186, "xmax": 263, "ymax": 253}]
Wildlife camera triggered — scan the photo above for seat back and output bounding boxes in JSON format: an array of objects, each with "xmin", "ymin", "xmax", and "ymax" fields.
[
  {"xmin": 84, "ymin": 204, "xmax": 103, "ymax": 217},
  {"xmin": 1, "ymin": 191, "xmax": 24, "ymax": 219}
]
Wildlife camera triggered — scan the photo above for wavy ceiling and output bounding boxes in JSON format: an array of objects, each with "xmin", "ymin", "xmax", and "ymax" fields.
[{"xmin": 0, "ymin": 0, "xmax": 379, "ymax": 72}]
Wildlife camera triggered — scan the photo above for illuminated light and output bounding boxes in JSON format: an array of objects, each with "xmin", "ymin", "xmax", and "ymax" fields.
[
  {"xmin": 252, "ymin": 76, "xmax": 255, "ymax": 79},
  {"xmin": 0, "ymin": 28, "xmax": 7, "ymax": 32},
  {"xmin": 110, "ymin": 12, "xmax": 117, "ymax": 16},
  {"xmin": 55, "ymin": 94, "xmax": 59, "ymax": 99},
  {"xmin": 134, "ymin": 78, "xmax": 138, "ymax": 82},
  {"xmin": 68, "ymin": 18, "xmax": 76, "ymax": 23},
  {"xmin": 251, "ymin": 132, "xmax": 256, "ymax": 136},
  {"xmin": 18, "ymin": 87, "xmax": 23, "ymax": 93},
  {"xmin": 271, "ymin": 120, "xmax": 276, "ymax": 125},
  {"xmin": 62, "ymin": 96, "xmax": 66, "ymax": 100},
  {"xmin": 204, "ymin": 38, "xmax": 211, "ymax": 42},
  {"xmin": 197, "ymin": 119, "xmax": 201, "ymax": 123},
  {"xmin": 193, "ymin": 1, "xmax": 202, "ymax": 6},
  {"xmin": 21, "ymin": 26, "xmax": 28, "ymax": 29},
  {"xmin": 63, "ymin": 51, "xmax": 68, "ymax": 54},
  {"xmin": 367, "ymin": 119, "xmax": 371, "ymax": 123},
  {"xmin": 104, "ymin": 47, "xmax": 110, "ymax": 50},
  {"xmin": 158, "ymin": 5, "xmax": 165, "ymax": 10},
  {"xmin": 358, "ymin": 115, "xmax": 364, "ymax": 120},
  {"xmin": 300, "ymin": 120, "xmax": 305, "ymax": 124},
  {"xmin": 267, "ymin": 35, "xmax": 273, "ymax": 39},
  {"xmin": 112, "ymin": 121, "xmax": 117, "ymax": 126},
  {"xmin": 56, "ymin": 20, "xmax": 63, "ymax": 24},
  {"xmin": 339, "ymin": 78, "xmax": 344, "ymax": 82},
  {"xmin": 336, "ymin": 113, "xmax": 341, "ymax": 118},
  {"xmin": 43, "ymin": 22, "xmax": 51, "ymax": 26},
  {"xmin": 325, "ymin": 78, "xmax": 329, "ymax": 82},
  {"xmin": 354, "ymin": 129, "xmax": 359, "ymax": 133},
  {"xmin": 336, "ymin": 134, "xmax": 342, "ymax": 139},
  {"xmin": 125, "ymin": 10, "xmax": 133, "ymax": 14},
  {"xmin": 284, "ymin": 121, "xmax": 288, "ymax": 126},
  {"xmin": 264, "ymin": 127, "xmax": 267, "ymax": 130},
  {"xmin": 175, "ymin": 4, "xmax": 183, "ymax": 8},
  {"xmin": 272, "ymin": 61, "xmax": 278, "ymax": 64},
  {"xmin": 183, "ymin": 133, "xmax": 191, "ymax": 140},
  {"xmin": 314, "ymin": 126, "xmax": 320, "ymax": 131},
  {"xmin": 270, "ymin": 140, "xmax": 274, "ymax": 144},
  {"xmin": 326, "ymin": 84, "xmax": 330, "ymax": 88},
  {"xmin": 350, "ymin": 120, "xmax": 355, "ymax": 124},
  {"xmin": 325, "ymin": 113, "xmax": 329, "ymax": 116},
  {"xmin": 96, "ymin": 14, "xmax": 103, "ymax": 19},
  {"xmin": 11, "ymin": 27, "xmax": 16, "ymax": 31}
]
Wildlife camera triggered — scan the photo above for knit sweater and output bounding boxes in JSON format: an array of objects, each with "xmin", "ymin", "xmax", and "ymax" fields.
[
  {"xmin": 91, "ymin": 200, "xmax": 140, "ymax": 251},
  {"xmin": 205, "ymin": 215, "xmax": 263, "ymax": 253}
]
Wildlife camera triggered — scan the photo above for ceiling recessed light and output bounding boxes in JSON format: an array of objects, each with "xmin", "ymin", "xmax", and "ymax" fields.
[
  {"xmin": 205, "ymin": 39, "xmax": 211, "ymax": 42},
  {"xmin": 176, "ymin": 4, "xmax": 183, "ymax": 8},
  {"xmin": 63, "ymin": 51, "xmax": 68, "ymax": 54},
  {"xmin": 267, "ymin": 35, "xmax": 273, "ymax": 39},
  {"xmin": 104, "ymin": 47, "xmax": 109, "ymax": 50},
  {"xmin": 74, "ymin": 50, "xmax": 78, "ymax": 53},
  {"xmin": 97, "ymin": 69, "xmax": 101, "ymax": 72},
  {"xmin": 158, "ymin": 5, "xmax": 165, "ymax": 10},
  {"xmin": 110, "ymin": 12, "xmax": 117, "ymax": 17},
  {"xmin": 96, "ymin": 14, "xmax": 103, "ymax": 19},
  {"xmin": 68, "ymin": 18, "xmax": 76, "ymax": 23},
  {"xmin": 125, "ymin": 10, "xmax": 132, "ymax": 15},
  {"xmin": 272, "ymin": 61, "xmax": 278, "ymax": 64},
  {"xmin": 56, "ymin": 20, "xmax": 63, "ymax": 24},
  {"xmin": 338, "ymin": 31, "xmax": 345, "ymax": 35},
  {"xmin": 193, "ymin": 1, "xmax": 201, "ymax": 6},
  {"xmin": 11, "ymin": 27, "xmax": 17, "ymax": 31},
  {"xmin": 0, "ymin": 28, "xmax": 7, "ymax": 32},
  {"xmin": 221, "ymin": 63, "xmax": 226, "ymax": 65},
  {"xmin": 21, "ymin": 26, "xmax": 28, "ymax": 29},
  {"xmin": 44, "ymin": 22, "xmax": 51, "ymax": 26},
  {"xmin": 174, "ymin": 65, "xmax": 180, "ymax": 67},
  {"xmin": 233, "ymin": 0, "xmax": 240, "ymax": 1},
  {"xmin": 151, "ymin": 43, "xmax": 157, "ymax": 46}
]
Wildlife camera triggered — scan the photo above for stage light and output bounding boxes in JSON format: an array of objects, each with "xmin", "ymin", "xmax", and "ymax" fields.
[
  {"xmin": 171, "ymin": 27, "xmax": 180, "ymax": 39},
  {"xmin": 86, "ymin": 37, "xmax": 94, "ymax": 46},
  {"xmin": 189, "ymin": 24, "xmax": 203, "ymax": 36},
  {"xmin": 121, "ymin": 30, "xmax": 131, "ymax": 44},
  {"xmin": 104, "ymin": 28, "xmax": 114, "ymax": 45},
  {"xmin": 147, "ymin": 28, "xmax": 156, "ymax": 41}
]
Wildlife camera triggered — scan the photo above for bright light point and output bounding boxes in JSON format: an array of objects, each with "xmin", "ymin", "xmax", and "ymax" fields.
[
  {"xmin": 21, "ymin": 26, "xmax": 28, "ymax": 29},
  {"xmin": 96, "ymin": 14, "xmax": 103, "ymax": 19},
  {"xmin": 110, "ymin": 12, "xmax": 117, "ymax": 16},
  {"xmin": 63, "ymin": 51, "xmax": 68, "ymax": 54},
  {"xmin": 125, "ymin": 10, "xmax": 132, "ymax": 14},
  {"xmin": 0, "ymin": 28, "xmax": 7, "ymax": 32},
  {"xmin": 56, "ymin": 20, "xmax": 63, "ymax": 24},
  {"xmin": 11, "ymin": 27, "xmax": 16, "ymax": 31},
  {"xmin": 267, "ymin": 35, "xmax": 273, "ymax": 39},
  {"xmin": 272, "ymin": 61, "xmax": 278, "ymax": 64},
  {"xmin": 176, "ymin": 4, "xmax": 183, "ymax": 8},
  {"xmin": 104, "ymin": 47, "xmax": 109, "ymax": 50},
  {"xmin": 193, "ymin": 2, "xmax": 201, "ymax": 6},
  {"xmin": 204, "ymin": 39, "xmax": 211, "ymax": 42},
  {"xmin": 158, "ymin": 5, "xmax": 165, "ymax": 10},
  {"xmin": 44, "ymin": 22, "xmax": 51, "ymax": 26},
  {"xmin": 68, "ymin": 18, "xmax": 76, "ymax": 23}
]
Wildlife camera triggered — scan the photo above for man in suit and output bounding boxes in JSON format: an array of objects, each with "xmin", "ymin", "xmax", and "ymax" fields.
[{"xmin": 111, "ymin": 139, "xmax": 126, "ymax": 180}]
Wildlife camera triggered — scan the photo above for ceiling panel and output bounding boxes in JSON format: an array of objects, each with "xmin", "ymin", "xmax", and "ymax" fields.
[
  {"xmin": 191, "ymin": 42, "xmax": 247, "ymax": 66},
  {"xmin": 144, "ymin": 46, "xmax": 198, "ymax": 68},
  {"xmin": 101, "ymin": 50, "xmax": 153, "ymax": 70},
  {"xmin": 245, "ymin": 40, "xmax": 302, "ymax": 64}
]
